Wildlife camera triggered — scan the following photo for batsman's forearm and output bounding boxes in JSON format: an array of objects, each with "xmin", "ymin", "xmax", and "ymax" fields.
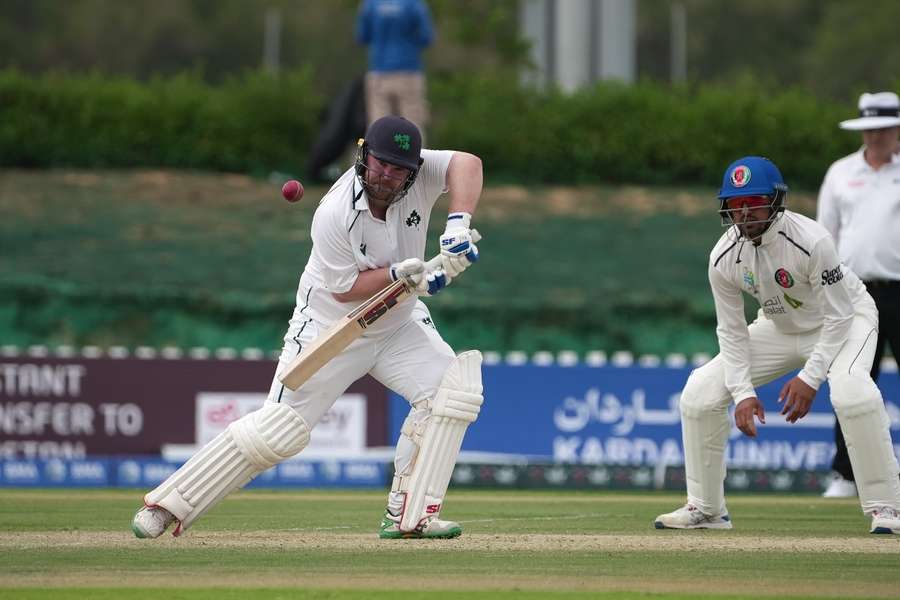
[{"xmin": 331, "ymin": 268, "xmax": 392, "ymax": 303}]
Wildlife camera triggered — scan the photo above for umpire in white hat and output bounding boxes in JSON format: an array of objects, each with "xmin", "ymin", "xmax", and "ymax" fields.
[{"xmin": 817, "ymin": 91, "xmax": 900, "ymax": 498}]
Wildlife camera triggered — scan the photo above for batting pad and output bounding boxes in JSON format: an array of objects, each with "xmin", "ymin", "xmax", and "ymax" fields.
[
  {"xmin": 144, "ymin": 402, "xmax": 310, "ymax": 535},
  {"xmin": 399, "ymin": 350, "xmax": 483, "ymax": 532}
]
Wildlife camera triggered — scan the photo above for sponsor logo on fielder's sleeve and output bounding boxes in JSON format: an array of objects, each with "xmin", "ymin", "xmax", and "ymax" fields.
[
  {"xmin": 774, "ymin": 268, "xmax": 794, "ymax": 288},
  {"xmin": 821, "ymin": 265, "xmax": 844, "ymax": 286}
]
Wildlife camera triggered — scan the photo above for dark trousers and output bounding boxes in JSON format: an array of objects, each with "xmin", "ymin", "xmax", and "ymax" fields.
[{"xmin": 832, "ymin": 281, "xmax": 900, "ymax": 480}]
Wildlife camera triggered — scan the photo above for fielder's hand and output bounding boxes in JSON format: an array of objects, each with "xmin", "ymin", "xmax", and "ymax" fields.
[
  {"xmin": 734, "ymin": 396, "xmax": 765, "ymax": 437},
  {"xmin": 390, "ymin": 258, "xmax": 449, "ymax": 297},
  {"xmin": 778, "ymin": 376, "xmax": 817, "ymax": 423}
]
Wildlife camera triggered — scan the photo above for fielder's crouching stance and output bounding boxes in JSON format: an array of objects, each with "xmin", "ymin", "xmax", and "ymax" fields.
[
  {"xmin": 132, "ymin": 115, "xmax": 485, "ymax": 539},
  {"xmin": 655, "ymin": 156, "xmax": 900, "ymax": 534}
]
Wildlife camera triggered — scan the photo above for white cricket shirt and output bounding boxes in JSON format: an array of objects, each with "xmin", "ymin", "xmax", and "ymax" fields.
[
  {"xmin": 817, "ymin": 147, "xmax": 900, "ymax": 281},
  {"xmin": 286, "ymin": 149, "xmax": 455, "ymax": 339},
  {"xmin": 708, "ymin": 211, "xmax": 873, "ymax": 402}
]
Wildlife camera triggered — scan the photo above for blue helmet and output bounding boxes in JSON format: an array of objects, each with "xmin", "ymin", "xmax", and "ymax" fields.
[{"xmin": 717, "ymin": 156, "xmax": 788, "ymax": 227}]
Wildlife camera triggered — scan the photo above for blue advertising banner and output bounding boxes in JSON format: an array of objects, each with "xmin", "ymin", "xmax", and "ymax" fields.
[
  {"xmin": 0, "ymin": 457, "xmax": 388, "ymax": 488},
  {"xmin": 390, "ymin": 364, "xmax": 900, "ymax": 471}
]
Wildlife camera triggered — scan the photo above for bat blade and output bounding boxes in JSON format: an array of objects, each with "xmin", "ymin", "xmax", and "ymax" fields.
[{"xmin": 278, "ymin": 280, "xmax": 412, "ymax": 391}]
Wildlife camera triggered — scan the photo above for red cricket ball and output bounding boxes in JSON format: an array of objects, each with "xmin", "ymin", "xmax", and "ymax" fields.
[{"xmin": 281, "ymin": 179, "xmax": 304, "ymax": 202}]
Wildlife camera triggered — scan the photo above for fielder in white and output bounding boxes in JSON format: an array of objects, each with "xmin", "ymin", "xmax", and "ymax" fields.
[
  {"xmin": 655, "ymin": 156, "xmax": 900, "ymax": 534},
  {"xmin": 132, "ymin": 115, "xmax": 485, "ymax": 539}
]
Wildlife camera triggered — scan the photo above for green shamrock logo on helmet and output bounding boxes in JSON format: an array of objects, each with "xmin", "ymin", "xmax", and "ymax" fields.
[{"xmin": 394, "ymin": 133, "xmax": 411, "ymax": 151}]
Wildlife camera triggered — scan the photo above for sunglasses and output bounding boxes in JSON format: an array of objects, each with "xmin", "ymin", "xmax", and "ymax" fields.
[{"xmin": 724, "ymin": 196, "xmax": 771, "ymax": 211}]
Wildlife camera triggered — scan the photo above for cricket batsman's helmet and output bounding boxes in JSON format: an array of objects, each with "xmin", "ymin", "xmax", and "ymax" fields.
[
  {"xmin": 355, "ymin": 115, "xmax": 424, "ymax": 204},
  {"xmin": 717, "ymin": 156, "xmax": 788, "ymax": 225}
]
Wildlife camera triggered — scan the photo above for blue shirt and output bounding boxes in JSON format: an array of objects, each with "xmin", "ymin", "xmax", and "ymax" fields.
[{"xmin": 356, "ymin": 0, "xmax": 434, "ymax": 72}]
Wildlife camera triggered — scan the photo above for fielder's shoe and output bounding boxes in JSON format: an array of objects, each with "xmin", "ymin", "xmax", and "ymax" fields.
[
  {"xmin": 378, "ymin": 510, "xmax": 462, "ymax": 539},
  {"xmin": 870, "ymin": 506, "xmax": 900, "ymax": 534},
  {"xmin": 654, "ymin": 503, "xmax": 733, "ymax": 530},
  {"xmin": 822, "ymin": 473, "xmax": 857, "ymax": 498},
  {"xmin": 132, "ymin": 505, "xmax": 176, "ymax": 539}
]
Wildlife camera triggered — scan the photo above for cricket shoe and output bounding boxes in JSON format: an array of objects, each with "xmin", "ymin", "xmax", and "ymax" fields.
[
  {"xmin": 132, "ymin": 505, "xmax": 177, "ymax": 539},
  {"xmin": 870, "ymin": 506, "xmax": 900, "ymax": 534},
  {"xmin": 654, "ymin": 503, "xmax": 733, "ymax": 530},
  {"xmin": 378, "ymin": 510, "xmax": 462, "ymax": 539}
]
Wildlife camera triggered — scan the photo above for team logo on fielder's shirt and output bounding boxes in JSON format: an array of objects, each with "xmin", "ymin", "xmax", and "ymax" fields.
[
  {"xmin": 774, "ymin": 268, "xmax": 794, "ymax": 288},
  {"xmin": 406, "ymin": 210, "xmax": 421, "ymax": 227},
  {"xmin": 730, "ymin": 165, "xmax": 751, "ymax": 187},
  {"xmin": 743, "ymin": 267, "xmax": 759, "ymax": 295}
]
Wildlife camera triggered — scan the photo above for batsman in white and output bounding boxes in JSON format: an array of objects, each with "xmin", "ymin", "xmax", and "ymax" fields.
[
  {"xmin": 655, "ymin": 156, "xmax": 900, "ymax": 534},
  {"xmin": 132, "ymin": 115, "xmax": 485, "ymax": 539}
]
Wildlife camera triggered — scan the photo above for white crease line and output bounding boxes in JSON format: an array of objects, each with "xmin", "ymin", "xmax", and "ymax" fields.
[
  {"xmin": 279, "ymin": 525, "xmax": 355, "ymax": 532},
  {"xmin": 462, "ymin": 513, "xmax": 631, "ymax": 524}
]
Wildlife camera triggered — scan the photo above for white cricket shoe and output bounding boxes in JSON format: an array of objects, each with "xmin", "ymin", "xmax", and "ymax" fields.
[
  {"xmin": 132, "ymin": 505, "xmax": 176, "ymax": 539},
  {"xmin": 870, "ymin": 506, "xmax": 900, "ymax": 534},
  {"xmin": 822, "ymin": 473, "xmax": 857, "ymax": 498},
  {"xmin": 654, "ymin": 503, "xmax": 733, "ymax": 530},
  {"xmin": 378, "ymin": 510, "xmax": 462, "ymax": 539}
]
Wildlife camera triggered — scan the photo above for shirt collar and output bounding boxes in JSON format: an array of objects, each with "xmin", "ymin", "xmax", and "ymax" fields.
[
  {"xmin": 756, "ymin": 212, "xmax": 786, "ymax": 247},
  {"xmin": 351, "ymin": 176, "xmax": 370, "ymax": 212},
  {"xmin": 853, "ymin": 145, "xmax": 900, "ymax": 172}
]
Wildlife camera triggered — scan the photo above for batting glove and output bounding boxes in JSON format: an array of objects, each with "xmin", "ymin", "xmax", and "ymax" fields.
[
  {"xmin": 439, "ymin": 212, "xmax": 474, "ymax": 258},
  {"xmin": 390, "ymin": 258, "xmax": 450, "ymax": 296}
]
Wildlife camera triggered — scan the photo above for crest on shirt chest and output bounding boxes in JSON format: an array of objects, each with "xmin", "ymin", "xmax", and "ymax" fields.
[{"xmin": 742, "ymin": 266, "xmax": 759, "ymax": 295}]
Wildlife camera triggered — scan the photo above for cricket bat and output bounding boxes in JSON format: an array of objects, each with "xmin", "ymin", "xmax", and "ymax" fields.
[{"xmin": 278, "ymin": 230, "xmax": 480, "ymax": 391}]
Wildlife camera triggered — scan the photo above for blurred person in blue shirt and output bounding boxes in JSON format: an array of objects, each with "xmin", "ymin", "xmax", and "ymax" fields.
[{"xmin": 356, "ymin": 0, "xmax": 434, "ymax": 137}]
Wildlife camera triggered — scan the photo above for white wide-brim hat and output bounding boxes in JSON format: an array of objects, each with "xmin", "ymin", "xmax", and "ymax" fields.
[{"xmin": 839, "ymin": 92, "xmax": 900, "ymax": 130}]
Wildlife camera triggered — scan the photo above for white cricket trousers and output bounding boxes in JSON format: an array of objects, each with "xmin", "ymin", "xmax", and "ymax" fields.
[
  {"xmin": 266, "ymin": 299, "xmax": 455, "ymax": 475},
  {"xmin": 680, "ymin": 305, "xmax": 900, "ymax": 517}
]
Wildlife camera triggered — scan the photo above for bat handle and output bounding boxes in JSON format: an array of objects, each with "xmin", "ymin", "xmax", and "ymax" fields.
[{"xmin": 425, "ymin": 229, "xmax": 482, "ymax": 270}]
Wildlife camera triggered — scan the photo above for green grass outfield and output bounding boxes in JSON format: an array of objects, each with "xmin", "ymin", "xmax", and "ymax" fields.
[{"xmin": 1, "ymin": 489, "xmax": 898, "ymax": 599}]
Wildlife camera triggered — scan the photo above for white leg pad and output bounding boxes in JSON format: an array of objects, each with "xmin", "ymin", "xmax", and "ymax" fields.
[
  {"xmin": 831, "ymin": 373, "xmax": 900, "ymax": 513},
  {"xmin": 398, "ymin": 350, "xmax": 483, "ymax": 532},
  {"xmin": 144, "ymin": 403, "xmax": 310, "ymax": 535}
]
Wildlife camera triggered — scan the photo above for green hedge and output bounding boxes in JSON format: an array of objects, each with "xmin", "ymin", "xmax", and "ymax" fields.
[
  {"xmin": 430, "ymin": 73, "xmax": 860, "ymax": 189},
  {"xmin": 0, "ymin": 69, "xmax": 322, "ymax": 174},
  {"xmin": 0, "ymin": 68, "xmax": 867, "ymax": 187}
]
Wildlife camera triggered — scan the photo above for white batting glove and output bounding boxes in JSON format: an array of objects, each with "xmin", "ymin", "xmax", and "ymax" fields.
[
  {"xmin": 441, "ymin": 243, "xmax": 479, "ymax": 278},
  {"xmin": 439, "ymin": 212, "xmax": 474, "ymax": 258},
  {"xmin": 390, "ymin": 258, "xmax": 450, "ymax": 296}
]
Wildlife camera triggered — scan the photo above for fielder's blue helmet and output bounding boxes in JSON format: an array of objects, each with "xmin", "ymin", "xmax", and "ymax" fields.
[{"xmin": 718, "ymin": 156, "xmax": 788, "ymax": 201}]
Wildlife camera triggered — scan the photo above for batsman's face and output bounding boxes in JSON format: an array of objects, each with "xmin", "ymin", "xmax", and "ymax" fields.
[
  {"xmin": 364, "ymin": 156, "xmax": 411, "ymax": 204},
  {"xmin": 724, "ymin": 196, "xmax": 772, "ymax": 241}
]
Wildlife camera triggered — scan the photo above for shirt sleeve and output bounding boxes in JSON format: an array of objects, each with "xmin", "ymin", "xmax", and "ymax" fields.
[
  {"xmin": 310, "ymin": 204, "xmax": 360, "ymax": 294},
  {"xmin": 709, "ymin": 260, "xmax": 756, "ymax": 403},
  {"xmin": 797, "ymin": 237, "xmax": 855, "ymax": 389},
  {"xmin": 418, "ymin": 149, "xmax": 454, "ymax": 209},
  {"xmin": 816, "ymin": 166, "xmax": 840, "ymax": 242}
]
